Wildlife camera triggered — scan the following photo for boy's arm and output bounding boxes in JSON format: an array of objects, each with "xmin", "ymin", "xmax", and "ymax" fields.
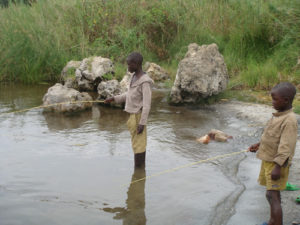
[
  {"xmin": 113, "ymin": 92, "xmax": 127, "ymax": 104},
  {"xmin": 273, "ymin": 121, "xmax": 298, "ymax": 166}
]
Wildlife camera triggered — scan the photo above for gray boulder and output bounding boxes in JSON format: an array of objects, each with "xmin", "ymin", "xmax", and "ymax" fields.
[
  {"xmin": 60, "ymin": 57, "xmax": 114, "ymax": 91},
  {"xmin": 97, "ymin": 80, "xmax": 122, "ymax": 99},
  {"xmin": 75, "ymin": 56, "xmax": 114, "ymax": 91},
  {"xmin": 120, "ymin": 72, "xmax": 132, "ymax": 93},
  {"xmin": 170, "ymin": 43, "xmax": 228, "ymax": 104},
  {"xmin": 42, "ymin": 83, "xmax": 93, "ymax": 113},
  {"xmin": 144, "ymin": 62, "xmax": 169, "ymax": 81},
  {"xmin": 61, "ymin": 60, "xmax": 82, "ymax": 89}
]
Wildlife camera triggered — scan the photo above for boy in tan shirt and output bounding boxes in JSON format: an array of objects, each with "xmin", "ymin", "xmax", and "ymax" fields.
[
  {"xmin": 249, "ymin": 82, "xmax": 298, "ymax": 225},
  {"xmin": 105, "ymin": 52, "xmax": 153, "ymax": 168}
]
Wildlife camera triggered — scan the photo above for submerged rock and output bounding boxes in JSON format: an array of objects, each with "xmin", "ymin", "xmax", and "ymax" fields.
[
  {"xmin": 42, "ymin": 83, "xmax": 92, "ymax": 113},
  {"xmin": 170, "ymin": 43, "xmax": 229, "ymax": 104}
]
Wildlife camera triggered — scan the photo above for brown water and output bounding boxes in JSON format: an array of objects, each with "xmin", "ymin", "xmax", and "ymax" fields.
[{"xmin": 0, "ymin": 84, "xmax": 260, "ymax": 225}]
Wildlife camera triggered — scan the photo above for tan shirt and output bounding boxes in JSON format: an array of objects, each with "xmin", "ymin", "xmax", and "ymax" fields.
[
  {"xmin": 257, "ymin": 109, "xmax": 298, "ymax": 166},
  {"xmin": 114, "ymin": 73, "xmax": 153, "ymax": 125}
]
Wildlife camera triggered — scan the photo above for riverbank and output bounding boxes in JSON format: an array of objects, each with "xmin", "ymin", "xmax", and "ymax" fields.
[
  {"xmin": 219, "ymin": 101, "xmax": 300, "ymax": 225},
  {"xmin": 1, "ymin": 0, "xmax": 299, "ymax": 85}
]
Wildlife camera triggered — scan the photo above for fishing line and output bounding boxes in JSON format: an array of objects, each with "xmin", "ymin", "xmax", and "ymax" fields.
[
  {"xmin": 123, "ymin": 149, "xmax": 249, "ymax": 187},
  {"xmin": 0, "ymin": 100, "xmax": 105, "ymax": 115}
]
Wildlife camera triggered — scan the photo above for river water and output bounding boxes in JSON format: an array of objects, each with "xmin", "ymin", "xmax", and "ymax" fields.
[{"xmin": 0, "ymin": 84, "xmax": 261, "ymax": 225}]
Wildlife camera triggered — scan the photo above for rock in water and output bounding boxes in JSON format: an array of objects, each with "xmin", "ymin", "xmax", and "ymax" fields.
[
  {"xmin": 120, "ymin": 72, "xmax": 132, "ymax": 93},
  {"xmin": 61, "ymin": 60, "xmax": 82, "ymax": 89},
  {"xmin": 75, "ymin": 56, "xmax": 114, "ymax": 91},
  {"xmin": 60, "ymin": 57, "xmax": 114, "ymax": 91},
  {"xmin": 144, "ymin": 62, "xmax": 169, "ymax": 81},
  {"xmin": 170, "ymin": 43, "xmax": 228, "ymax": 104},
  {"xmin": 42, "ymin": 83, "xmax": 93, "ymax": 113},
  {"xmin": 97, "ymin": 80, "xmax": 122, "ymax": 99}
]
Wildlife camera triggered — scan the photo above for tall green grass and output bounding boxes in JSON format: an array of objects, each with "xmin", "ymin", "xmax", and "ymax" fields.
[{"xmin": 0, "ymin": 0, "xmax": 299, "ymax": 87}]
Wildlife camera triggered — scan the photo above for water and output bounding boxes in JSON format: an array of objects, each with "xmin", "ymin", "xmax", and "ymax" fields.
[{"xmin": 0, "ymin": 84, "xmax": 260, "ymax": 225}]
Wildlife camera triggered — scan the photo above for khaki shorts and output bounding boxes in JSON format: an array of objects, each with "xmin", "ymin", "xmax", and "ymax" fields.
[
  {"xmin": 127, "ymin": 113, "xmax": 147, "ymax": 154},
  {"xmin": 258, "ymin": 160, "xmax": 289, "ymax": 191}
]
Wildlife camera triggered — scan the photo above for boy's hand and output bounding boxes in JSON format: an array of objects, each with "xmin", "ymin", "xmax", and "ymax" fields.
[
  {"xmin": 104, "ymin": 97, "xmax": 114, "ymax": 104},
  {"xmin": 137, "ymin": 125, "xmax": 144, "ymax": 134},
  {"xmin": 248, "ymin": 143, "xmax": 260, "ymax": 152},
  {"xmin": 271, "ymin": 164, "xmax": 281, "ymax": 180}
]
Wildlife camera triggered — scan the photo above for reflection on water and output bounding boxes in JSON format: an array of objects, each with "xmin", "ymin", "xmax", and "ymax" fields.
[
  {"xmin": 103, "ymin": 168, "xmax": 146, "ymax": 225},
  {"xmin": 0, "ymin": 83, "xmax": 49, "ymax": 113},
  {"xmin": 43, "ymin": 110, "xmax": 96, "ymax": 131},
  {"xmin": 43, "ymin": 104, "xmax": 129, "ymax": 132},
  {"xmin": 96, "ymin": 106, "xmax": 128, "ymax": 133}
]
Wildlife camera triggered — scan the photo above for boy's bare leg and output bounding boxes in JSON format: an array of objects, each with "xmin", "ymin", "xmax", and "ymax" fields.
[
  {"xmin": 134, "ymin": 152, "xmax": 146, "ymax": 168},
  {"xmin": 266, "ymin": 190, "xmax": 282, "ymax": 225}
]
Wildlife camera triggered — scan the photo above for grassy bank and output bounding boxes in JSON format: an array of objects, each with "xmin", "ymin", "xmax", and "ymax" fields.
[{"xmin": 0, "ymin": 0, "xmax": 299, "ymax": 88}]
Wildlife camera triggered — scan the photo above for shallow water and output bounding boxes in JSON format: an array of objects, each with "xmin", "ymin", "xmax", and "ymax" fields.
[{"xmin": 0, "ymin": 84, "xmax": 260, "ymax": 225}]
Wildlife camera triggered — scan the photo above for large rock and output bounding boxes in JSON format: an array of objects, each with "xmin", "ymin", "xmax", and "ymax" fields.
[
  {"xmin": 144, "ymin": 62, "xmax": 169, "ymax": 81},
  {"xmin": 74, "ymin": 56, "xmax": 114, "ymax": 91},
  {"xmin": 170, "ymin": 43, "xmax": 228, "ymax": 104},
  {"xmin": 42, "ymin": 83, "xmax": 93, "ymax": 113},
  {"xmin": 60, "ymin": 57, "xmax": 114, "ymax": 91},
  {"xmin": 120, "ymin": 72, "xmax": 132, "ymax": 93},
  {"xmin": 97, "ymin": 80, "xmax": 122, "ymax": 99},
  {"xmin": 61, "ymin": 60, "xmax": 82, "ymax": 89}
]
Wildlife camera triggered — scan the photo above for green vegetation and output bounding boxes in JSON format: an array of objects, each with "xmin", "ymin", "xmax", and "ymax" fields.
[
  {"xmin": 0, "ymin": 0, "xmax": 35, "ymax": 8},
  {"xmin": 0, "ymin": 0, "xmax": 299, "ymax": 88},
  {"xmin": 101, "ymin": 73, "xmax": 113, "ymax": 81},
  {"xmin": 65, "ymin": 67, "xmax": 76, "ymax": 78}
]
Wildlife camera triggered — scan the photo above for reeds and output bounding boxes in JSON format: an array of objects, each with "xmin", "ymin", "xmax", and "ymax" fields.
[{"xmin": 0, "ymin": 0, "xmax": 299, "ymax": 88}]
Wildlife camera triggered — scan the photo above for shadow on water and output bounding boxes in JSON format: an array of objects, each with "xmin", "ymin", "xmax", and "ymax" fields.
[{"xmin": 103, "ymin": 168, "xmax": 146, "ymax": 225}]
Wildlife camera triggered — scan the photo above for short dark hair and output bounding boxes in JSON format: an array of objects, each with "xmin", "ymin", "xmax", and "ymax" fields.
[
  {"xmin": 272, "ymin": 82, "xmax": 296, "ymax": 103},
  {"xmin": 127, "ymin": 52, "xmax": 143, "ymax": 66}
]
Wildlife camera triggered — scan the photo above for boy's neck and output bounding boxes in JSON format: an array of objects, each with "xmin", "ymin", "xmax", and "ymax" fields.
[
  {"xmin": 277, "ymin": 105, "xmax": 292, "ymax": 112},
  {"xmin": 134, "ymin": 67, "xmax": 143, "ymax": 77}
]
